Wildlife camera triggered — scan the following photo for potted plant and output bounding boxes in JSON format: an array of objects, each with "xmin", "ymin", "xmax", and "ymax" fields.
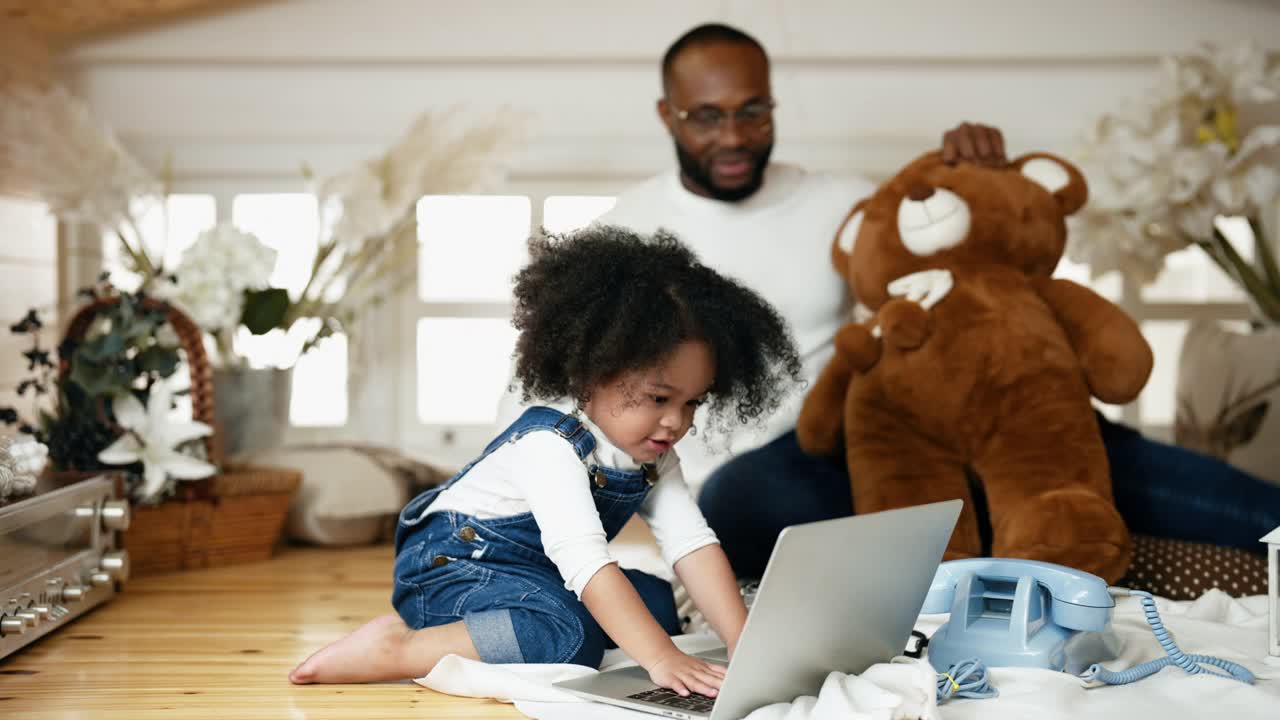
[
  {"xmin": 1, "ymin": 277, "xmax": 302, "ymax": 575},
  {"xmin": 2, "ymin": 83, "xmax": 523, "ymax": 456}
]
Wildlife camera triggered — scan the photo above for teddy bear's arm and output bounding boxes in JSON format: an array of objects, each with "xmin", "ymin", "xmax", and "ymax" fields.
[
  {"xmin": 1033, "ymin": 277, "xmax": 1155, "ymax": 404},
  {"xmin": 796, "ymin": 323, "xmax": 882, "ymax": 456}
]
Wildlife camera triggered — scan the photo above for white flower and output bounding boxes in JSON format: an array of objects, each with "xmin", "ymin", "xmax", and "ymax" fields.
[
  {"xmin": 87, "ymin": 315, "xmax": 114, "ymax": 340},
  {"xmin": 1066, "ymin": 211, "xmax": 1183, "ymax": 285},
  {"xmin": 154, "ymin": 272, "xmax": 242, "ymax": 331},
  {"xmin": 1154, "ymin": 40, "xmax": 1280, "ymax": 109},
  {"xmin": 154, "ymin": 322, "xmax": 180, "ymax": 349},
  {"xmin": 1218, "ymin": 125, "xmax": 1280, "ymax": 211},
  {"xmin": 1068, "ymin": 40, "xmax": 1280, "ymax": 285},
  {"xmin": 180, "ymin": 222, "xmax": 278, "ymax": 291},
  {"xmin": 97, "ymin": 383, "xmax": 216, "ymax": 501},
  {"xmin": 158, "ymin": 222, "xmax": 279, "ymax": 333}
]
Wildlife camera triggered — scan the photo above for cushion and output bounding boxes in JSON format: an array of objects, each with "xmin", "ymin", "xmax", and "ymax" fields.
[
  {"xmin": 237, "ymin": 444, "xmax": 454, "ymax": 545},
  {"xmin": 1117, "ymin": 533, "xmax": 1267, "ymax": 600},
  {"xmin": 1176, "ymin": 320, "xmax": 1280, "ymax": 486}
]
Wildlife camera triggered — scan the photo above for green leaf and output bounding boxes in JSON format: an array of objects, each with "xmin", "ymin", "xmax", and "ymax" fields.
[
  {"xmin": 80, "ymin": 331, "xmax": 126, "ymax": 362},
  {"xmin": 1249, "ymin": 218, "xmax": 1280, "ymax": 298},
  {"xmin": 136, "ymin": 345, "xmax": 180, "ymax": 378},
  {"xmin": 122, "ymin": 315, "xmax": 160, "ymax": 342},
  {"xmin": 70, "ymin": 358, "xmax": 132, "ymax": 397},
  {"xmin": 241, "ymin": 288, "xmax": 291, "ymax": 335},
  {"xmin": 117, "ymin": 295, "xmax": 137, "ymax": 329}
]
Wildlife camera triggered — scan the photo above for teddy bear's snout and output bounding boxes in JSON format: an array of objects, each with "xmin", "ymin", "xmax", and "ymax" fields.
[
  {"xmin": 896, "ymin": 188, "xmax": 971, "ymax": 257},
  {"xmin": 906, "ymin": 182, "xmax": 935, "ymax": 202}
]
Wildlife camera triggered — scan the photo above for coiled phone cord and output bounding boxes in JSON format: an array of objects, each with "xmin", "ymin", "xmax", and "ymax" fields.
[{"xmin": 1078, "ymin": 589, "xmax": 1254, "ymax": 685}]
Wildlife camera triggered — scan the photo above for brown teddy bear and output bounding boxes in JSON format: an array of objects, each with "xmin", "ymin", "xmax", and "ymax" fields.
[{"xmin": 796, "ymin": 150, "xmax": 1153, "ymax": 583}]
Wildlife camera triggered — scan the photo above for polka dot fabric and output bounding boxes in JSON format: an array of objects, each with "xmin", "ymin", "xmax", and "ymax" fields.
[{"xmin": 1117, "ymin": 534, "xmax": 1268, "ymax": 600}]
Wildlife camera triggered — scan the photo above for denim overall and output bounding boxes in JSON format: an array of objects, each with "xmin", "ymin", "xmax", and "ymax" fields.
[{"xmin": 393, "ymin": 406, "xmax": 682, "ymax": 667}]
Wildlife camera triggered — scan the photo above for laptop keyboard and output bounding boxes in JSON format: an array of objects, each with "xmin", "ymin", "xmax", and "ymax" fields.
[{"xmin": 627, "ymin": 687, "xmax": 717, "ymax": 714}]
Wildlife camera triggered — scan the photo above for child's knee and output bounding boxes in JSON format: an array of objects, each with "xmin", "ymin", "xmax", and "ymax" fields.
[{"xmin": 484, "ymin": 605, "xmax": 606, "ymax": 667}]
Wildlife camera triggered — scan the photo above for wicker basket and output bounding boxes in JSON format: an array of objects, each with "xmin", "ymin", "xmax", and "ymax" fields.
[{"xmin": 62, "ymin": 296, "xmax": 301, "ymax": 576}]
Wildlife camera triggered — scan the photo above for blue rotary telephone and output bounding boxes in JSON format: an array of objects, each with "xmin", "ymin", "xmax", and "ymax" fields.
[
  {"xmin": 919, "ymin": 558, "xmax": 1255, "ymax": 702},
  {"xmin": 922, "ymin": 558, "xmax": 1116, "ymax": 674}
]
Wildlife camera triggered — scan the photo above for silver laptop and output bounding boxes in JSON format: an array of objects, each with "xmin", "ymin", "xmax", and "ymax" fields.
[{"xmin": 554, "ymin": 499, "xmax": 962, "ymax": 720}]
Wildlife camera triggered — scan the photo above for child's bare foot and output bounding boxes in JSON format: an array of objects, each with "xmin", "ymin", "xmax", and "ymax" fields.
[
  {"xmin": 289, "ymin": 614, "xmax": 415, "ymax": 684},
  {"xmin": 289, "ymin": 614, "xmax": 480, "ymax": 684}
]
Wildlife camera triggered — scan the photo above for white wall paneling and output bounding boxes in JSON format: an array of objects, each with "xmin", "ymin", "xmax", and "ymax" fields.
[
  {"xmin": 46, "ymin": 0, "xmax": 1280, "ymax": 457},
  {"xmin": 0, "ymin": 198, "xmax": 58, "ymax": 421}
]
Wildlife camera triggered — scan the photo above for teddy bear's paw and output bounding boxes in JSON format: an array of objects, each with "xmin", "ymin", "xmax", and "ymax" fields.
[
  {"xmin": 834, "ymin": 323, "xmax": 882, "ymax": 370},
  {"xmin": 997, "ymin": 488, "xmax": 1131, "ymax": 581},
  {"xmin": 878, "ymin": 298, "xmax": 933, "ymax": 350},
  {"xmin": 887, "ymin": 268, "xmax": 954, "ymax": 310}
]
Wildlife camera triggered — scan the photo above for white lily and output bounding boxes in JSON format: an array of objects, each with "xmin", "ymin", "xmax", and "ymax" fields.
[
  {"xmin": 1068, "ymin": 40, "xmax": 1280, "ymax": 304},
  {"xmin": 97, "ymin": 382, "xmax": 217, "ymax": 500}
]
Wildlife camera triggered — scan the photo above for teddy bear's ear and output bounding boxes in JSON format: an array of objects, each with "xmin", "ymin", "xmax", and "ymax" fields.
[
  {"xmin": 831, "ymin": 199, "xmax": 867, "ymax": 271},
  {"xmin": 1012, "ymin": 153, "xmax": 1088, "ymax": 215}
]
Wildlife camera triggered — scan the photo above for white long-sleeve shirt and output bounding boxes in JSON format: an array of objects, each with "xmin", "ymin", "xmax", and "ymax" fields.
[
  {"xmin": 427, "ymin": 400, "xmax": 718, "ymax": 598},
  {"xmin": 497, "ymin": 163, "xmax": 874, "ymax": 489}
]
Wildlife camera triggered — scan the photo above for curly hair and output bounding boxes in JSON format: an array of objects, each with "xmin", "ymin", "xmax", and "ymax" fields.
[{"xmin": 510, "ymin": 225, "xmax": 802, "ymax": 432}]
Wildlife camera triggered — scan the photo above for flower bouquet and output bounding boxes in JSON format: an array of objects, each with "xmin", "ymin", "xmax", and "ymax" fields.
[
  {"xmin": 1068, "ymin": 40, "xmax": 1280, "ymax": 319},
  {"xmin": 1067, "ymin": 40, "xmax": 1280, "ymax": 479}
]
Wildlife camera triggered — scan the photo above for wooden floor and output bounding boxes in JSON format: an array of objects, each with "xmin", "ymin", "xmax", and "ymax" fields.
[{"xmin": 1, "ymin": 544, "xmax": 526, "ymax": 719}]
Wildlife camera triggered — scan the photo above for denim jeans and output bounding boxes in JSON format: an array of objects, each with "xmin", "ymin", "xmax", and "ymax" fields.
[
  {"xmin": 393, "ymin": 407, "xmax": 681, "ymax": 667},
  {"xmin": 697, "ymin": 413, "xmax": 1280, "ymax": 579}
]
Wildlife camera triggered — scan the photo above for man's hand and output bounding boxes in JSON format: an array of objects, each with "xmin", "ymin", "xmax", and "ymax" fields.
[{"xmin": 941, "ymin": 122, "xmax": 1007, "ymax": 167}]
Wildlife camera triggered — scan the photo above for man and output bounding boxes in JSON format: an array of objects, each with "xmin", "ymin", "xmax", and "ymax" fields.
[{"xmin": 501, "ymin": 23, "xmax": 1280, "ymax": 579}]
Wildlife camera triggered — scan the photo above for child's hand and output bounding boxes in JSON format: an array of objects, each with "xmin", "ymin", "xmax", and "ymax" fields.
[{"xmin": 645, "ymin": 650, "xmax": 727, "ymax": 697}]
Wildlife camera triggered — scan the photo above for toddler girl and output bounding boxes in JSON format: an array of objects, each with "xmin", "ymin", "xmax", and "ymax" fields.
[{"xmin": 290, "ymin": 226, "xmax": 800, "ymax": 698}]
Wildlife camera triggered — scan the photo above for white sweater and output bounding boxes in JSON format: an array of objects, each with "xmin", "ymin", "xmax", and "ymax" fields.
[
  {"xmin": 497, "ymin": 163, "xmax": 873, "ymax": 488},
  {"xmin": 427, "ymin": 400, "xmax": 718, "ymax": 598}
]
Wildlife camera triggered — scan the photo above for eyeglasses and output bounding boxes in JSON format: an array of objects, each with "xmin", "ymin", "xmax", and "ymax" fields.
[{"xmin": 669, "ymin": 99, "xmax": 776, "ymax": 135}]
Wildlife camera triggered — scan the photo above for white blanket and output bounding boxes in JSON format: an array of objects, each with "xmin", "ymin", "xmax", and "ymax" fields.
[{"xmin": 414, "ymin": 590, "xmax": 1280, "ymax": 720}]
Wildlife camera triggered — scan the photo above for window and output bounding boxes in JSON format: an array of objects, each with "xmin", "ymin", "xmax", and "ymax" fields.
[
  {"xmin": 417, "ymin": 317, "xmax": 518, "ymax": 425},
  {"xmin": 542, "ymin": 195, "xmax": 618, "ymax": 234},
  {"xmin": 286, "ymin": 318, "xmax": 348, "ymax": 427},
  {"xmin": 231, "ymin": 194, "xmax": 319, "ymax": 297},
  {"xmin": 413, "ymin": 196, "xmax": 530, "ymax": 428},
  {"xmin": 1140, "ymin": 217, "xmax": 1256, "ymax": 303},
  {"xmin": 403, "ymin": 193, "xmax": 622, "ymax": 455},
  {"xmin": 102, "ymin": 194, "xmax": 216, "ymax": 289},
  {"xmin": 417, "ymin": 195, "xmax": 531, "ymax": 303},
  {"xmin": 102, "ymin": 192, "xmax": 348, "ymax": 428},
  {"xmin": 232, "ymin": 193, "xmax": 346, "ymax": 427}
]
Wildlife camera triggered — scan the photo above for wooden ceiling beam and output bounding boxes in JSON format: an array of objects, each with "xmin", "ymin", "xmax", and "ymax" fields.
[{"xmin": 0, "ymin": 0, "xmax": 263, "ymax": 46}]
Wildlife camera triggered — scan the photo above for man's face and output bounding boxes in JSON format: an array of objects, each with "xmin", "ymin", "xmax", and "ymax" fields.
[{"xmin": 659, "ymin": 42, "xmax": 775, "ymax": 202}]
